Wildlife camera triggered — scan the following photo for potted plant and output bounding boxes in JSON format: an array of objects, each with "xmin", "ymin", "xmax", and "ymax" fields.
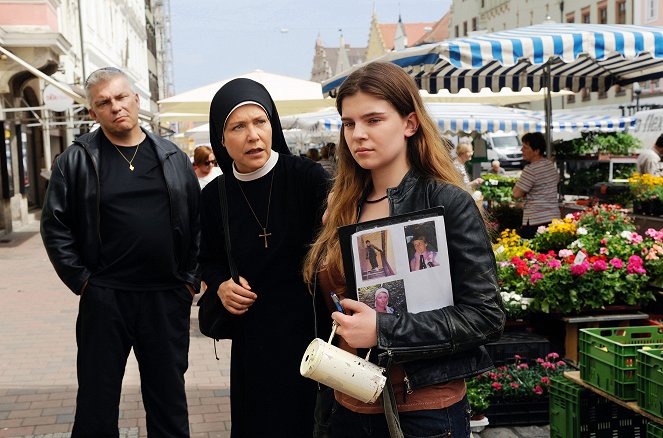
[
  {"xmin": 469, "ymin": 353, "xmax": 570, "ymax": 426},
  {"xmin": 466, "ymin": 376, "xmax": 491, "ymax": 432}
]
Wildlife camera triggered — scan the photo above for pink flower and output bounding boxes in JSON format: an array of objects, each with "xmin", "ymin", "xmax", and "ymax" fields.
[
  {"xmin": 557, "ymin": 361, "xmax": 566, "ymax": 367},
  {"xmin": 600, "ymin": 238, "xmax": 608, "ymax": 245},
  {"xmin": 533, "ymin": 385, "xmax": 544, "ymax": 395},
  {"xmin": 517, "ymin": 363, "xmax": 529, "ymax": 369},
  {"xmin": 492, "ymin": 382, "xmax": 502, "ymax": 391},
  {"xmin": 510, "ymin": 383, "xmax": 520, "ymax": 388},
  {"xmin": 514, "ymin": 355, "xmax": 521, "ymax": 360},
  {"xmin": 540, "ymin": 377, "xmax": 550, "ymax": 385},
  {"xmin": 593, "ymin": 260, "xmax": 607, "ymax": 271},
  {"xmin": 558, "ymin": 249, "xmax": 573, "ymax": 258},
  {"xmin": 546, "ymin": 352, "xmax": 560, "ymax": 359},
  {"xmin": 536, "ymin": 358, "xmax": 544, "ymax": 363},
  {"xmin": 627, "ymin": 255, "xmax": 647, "ymax": 274},
  {"xmin": 610, "ymin": 258, "xmax": 624, "ymax": 269},
  {"xmin": 632, "ymin": 233, "xmax": 643, "ymax": 244},
  {"xmin": 528, "ymin": 264, "xmax": 540, "ymax": 273},
  {"xmin": 600, "ymin": 247, "xmax": 608, "ymax": 255},
  {"xmin": 547, "ymin": 259, "xmax": 562, "ymax": 269},
  {"xmin": 530, "ymin": 272, "xmax": 543, "ymax": 284},
  {"xmin": 570, "ymin": 262, "xmax": 589, "ymax": 276}
]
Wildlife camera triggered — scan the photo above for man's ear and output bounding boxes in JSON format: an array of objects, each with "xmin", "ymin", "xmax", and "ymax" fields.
[
  {"xmin": 88, "ymin": 108, "xmax": 98, "ymax": 122},
  {"xmin": 404, "ymin": 112, "xmax": 419, "ymax": 138}
]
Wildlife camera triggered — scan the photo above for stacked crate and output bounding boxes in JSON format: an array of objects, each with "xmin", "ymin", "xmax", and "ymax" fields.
[{"xmin": 579, "ymin": 327, "xmax": 663, "ymax": 401}]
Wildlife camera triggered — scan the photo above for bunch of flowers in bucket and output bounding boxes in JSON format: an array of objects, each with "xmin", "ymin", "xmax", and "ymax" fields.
[{"xmin": 471, "ymin": 353, "xmax": 569, "ymax": 403}]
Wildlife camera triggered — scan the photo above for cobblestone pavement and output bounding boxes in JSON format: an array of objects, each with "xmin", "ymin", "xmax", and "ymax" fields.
[{"xmin": 0, "ymin": 217, "xmax": 549, "ymax": 438}]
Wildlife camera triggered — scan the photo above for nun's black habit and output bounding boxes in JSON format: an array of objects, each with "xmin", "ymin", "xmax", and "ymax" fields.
[{"xmin": 199, "ymin": 78, "xmax": 330, "ymax": 437}]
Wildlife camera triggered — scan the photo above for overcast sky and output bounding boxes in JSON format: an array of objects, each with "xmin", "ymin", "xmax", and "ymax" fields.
[{"xmin": 169, "ymin": 0, "xmax": 452, "ymax": 93}]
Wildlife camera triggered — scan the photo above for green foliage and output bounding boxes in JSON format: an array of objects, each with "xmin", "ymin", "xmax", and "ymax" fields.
[
  {"xmin": 466, "ymin": 377, "xmax": 491, "ymax": 416},
  {"xmin": 553, "ymin": 132, "xmax": 641, "ymax": 158},
  {"xmin": 479, "ymin": 175, "xmax": 518, "ymax": 204}
]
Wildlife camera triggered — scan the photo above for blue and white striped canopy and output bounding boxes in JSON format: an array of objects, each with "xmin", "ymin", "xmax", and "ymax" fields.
[
  {"xmin": 280, "ymin": 103, "xmax": 635, "ymax": 134},
  {"xmin": 322, "ymin": 23, "xmax": 663, "ymax": 95}
]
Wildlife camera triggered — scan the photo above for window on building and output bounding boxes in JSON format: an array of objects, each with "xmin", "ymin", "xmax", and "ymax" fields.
[
  {"xmin": 616, "ymin": 0, "xmax": 627, "ymax": 24},
  {"xmin": 598, "ymin": 2, "xmax": 608, "ymax": 24},
  {"xmin": 598, "ymin": 89, "xmax": 607, "ymax": 99},
  {"xmin": 472, "ymin": 17, "xmax": 477, "ymax": 32},
  {"xmin": 567, "ymin": 94, "xmax": 576, "ymax": 104},
  {"xmin": 615, "ymin": 85, "xmax": 626, "ymax": 97},
  {"xmin": 463, "ymin": 21, "xmax": 468, "ymax": 36},
  {"xmin": 646, "ymin": 0, "xmax": 658, "ymax": 21},
  {"xmin": 566, "ymin": 13, "xmax": 575, "ymax": 23},
  {"xmin": 581, "ymin": 7, "xmax": 591, "ymax": 24},
  {"xmin": 455, "ymin": 25, "xmax": 459, "ymax": 38}
]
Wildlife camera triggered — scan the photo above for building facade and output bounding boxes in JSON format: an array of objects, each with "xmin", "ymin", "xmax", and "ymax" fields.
[{"xmin": 0, "ymin": 0, "xmax": 173, "ymax": 234}]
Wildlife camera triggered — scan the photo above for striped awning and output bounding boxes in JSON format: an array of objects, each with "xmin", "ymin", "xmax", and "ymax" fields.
[
  {"xmin": 322, "ymin": 23, "xmax": 663, "ymax": 95},
  {"xmin": 281, "ymin": 103, "xmax": 635, "ymax": 134}
]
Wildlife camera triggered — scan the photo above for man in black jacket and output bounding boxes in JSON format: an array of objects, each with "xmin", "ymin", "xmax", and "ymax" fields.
[{"xmin": 41, "ymin": 67, "xmax": 200, "ymax": 437}]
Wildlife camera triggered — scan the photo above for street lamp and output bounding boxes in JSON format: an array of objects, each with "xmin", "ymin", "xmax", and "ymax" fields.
[{"xmin": 633, "ymin": 82, "xmax": 641, "ymax": 113}]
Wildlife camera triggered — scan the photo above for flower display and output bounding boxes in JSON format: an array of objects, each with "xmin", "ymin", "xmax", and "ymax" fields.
[
  {"xmin": 495, "ymin": 205, "xmax": 659, "ymax": 314},
  {"xmin": 471, "ymin": 353, "xmax": 569, "ymax": 402},
  {"xmin": 493, "ymin": 229, "xmax": 531, "ymax": 262}
]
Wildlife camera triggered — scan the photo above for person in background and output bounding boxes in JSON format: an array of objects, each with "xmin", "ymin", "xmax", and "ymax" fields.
[
  {"xmin": 307, "ymin": 147, "xmax": 321, "ymax": 161},
  {"xmin": 41, "ymin": 67, "xmax": 200, "ymax": 437},
  {"xmin": 636, "ymin": 133, "xmax": 663, "ymax": 176},
  {"xmin": 303, "ymin": 61, "xmax": 504, "ymax": 438},
  {"xmin": 488, "ymin": 159, "xmax": 507, "ymax": 175},
  {"xmin": 513, "ymin": 132, "xmax": 560, "ymax": 239},
  {"xmin": 454, "ymin": 139, "xmax": 484, "ymax": 189},
  {"xmin": 200, "ymin": 78, "xmax": 330, "ymax": 437},
  {"xmin": 319, "ymin": 142, "xmax": 337, "ymax": 176},
  {"xmin": 193, "ymin": 145, "xmax": 222, "ymax": 189}
]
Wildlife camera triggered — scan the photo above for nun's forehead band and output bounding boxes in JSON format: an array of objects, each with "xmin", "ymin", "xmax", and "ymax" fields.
[{"xmin": 222, "ymin": 101, "xmax": 269, "ymax": 132}]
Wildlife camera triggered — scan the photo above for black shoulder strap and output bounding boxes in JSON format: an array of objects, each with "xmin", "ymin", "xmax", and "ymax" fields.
[{"xmin": 217, "ymin": 175, "xmax": 240, "ymax": 283}]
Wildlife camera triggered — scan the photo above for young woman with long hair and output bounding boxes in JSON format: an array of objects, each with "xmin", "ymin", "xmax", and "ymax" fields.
[{"xmin": 303, "ymin": 62, "xmax": 504, "ymax": 438}]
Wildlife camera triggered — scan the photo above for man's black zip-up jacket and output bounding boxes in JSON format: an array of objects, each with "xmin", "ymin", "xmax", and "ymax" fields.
[
  {"xmin": 372, "ymin": 169, "xmax": 505, "ymax": 390},
  {"xmin": 40, "ymin": 128, "xmax": 201, "ymax": 294}
]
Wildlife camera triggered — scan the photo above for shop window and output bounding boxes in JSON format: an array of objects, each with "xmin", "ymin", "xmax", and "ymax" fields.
[
  {"xmin": 567, "ymin": 94, "xmax": 576, "ymax": 104},
  {"xmin": 566, "ymin": 13, "xmax": 575, "ymax": 23},
  {"xmin": 615, "ymin": 85, "xmax": 626, "ymax": 97},
  {"xmin": 582, "ymin": 88, "xmax": 591, "ymax": 102}
]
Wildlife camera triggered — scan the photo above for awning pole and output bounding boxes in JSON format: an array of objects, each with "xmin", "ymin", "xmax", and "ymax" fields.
[{"xmin": 544, "ymin": 61, "xmax": 553, "ymax": 158}]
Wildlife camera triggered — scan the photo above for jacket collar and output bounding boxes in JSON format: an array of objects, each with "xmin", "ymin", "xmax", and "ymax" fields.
[{"xmin": 357, "ymin": 168, "xmax": 420, "ymax": 220}]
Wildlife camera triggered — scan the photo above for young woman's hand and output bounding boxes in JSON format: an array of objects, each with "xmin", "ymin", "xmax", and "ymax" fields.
[
  {"xmin": 217, "ymin": 276, "xmax": 257, "ymax": 315},
  {"xmin": 331, "ymin": 298, "xmax": 378, "ymax": 348}
]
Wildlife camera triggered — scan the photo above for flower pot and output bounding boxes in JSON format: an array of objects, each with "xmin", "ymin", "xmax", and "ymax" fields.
[{"xmin": 485, "ymin": 396, "xmax": 549, "ymax": 426}]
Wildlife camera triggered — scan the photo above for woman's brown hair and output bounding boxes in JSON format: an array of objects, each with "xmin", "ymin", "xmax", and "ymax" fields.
[
  {"xmin": 302, "ymin": 62, "xmax": 467, "ymax": 287},
  {"xmin": 193, "ymin": 145, "xmax": 213, "ymax": 167}
]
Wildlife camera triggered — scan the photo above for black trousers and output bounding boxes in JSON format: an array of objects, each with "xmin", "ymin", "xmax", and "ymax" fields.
[{"xmin": 72, "ymin": 285, "xmax": 192, "ymax": 438}]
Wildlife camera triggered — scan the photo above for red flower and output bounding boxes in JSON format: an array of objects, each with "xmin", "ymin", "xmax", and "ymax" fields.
[
  {"xmin": 510, "ymin": 383, "xmax": 520, "ymax": 388},
  {"xmin": 540, "ymin": 377, "xmax": 550, "ymax": 385},
  {"xmin": 533, "ymin": 385, "xmax": 544, "ymax": 395},
  {"xmin": 492, "ymin": 382, "xmax": 502, "ymax": 391},
  {"xmin": 523, "ymin": 251, "xmax": 535, "ymax": 260}
]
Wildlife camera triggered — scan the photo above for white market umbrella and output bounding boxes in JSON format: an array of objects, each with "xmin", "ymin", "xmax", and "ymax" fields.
[{"xmin": 159, "ymin": 70, "xmax": 334, "ymax": 118}]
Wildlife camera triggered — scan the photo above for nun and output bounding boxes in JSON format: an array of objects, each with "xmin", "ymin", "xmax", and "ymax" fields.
[{"xmin": 199, "ymin": 78, "xmax": 330, "ymax": 437}]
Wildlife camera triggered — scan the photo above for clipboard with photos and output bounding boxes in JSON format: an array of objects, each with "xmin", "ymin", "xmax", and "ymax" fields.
[{"xmin": 337, "ymin": 207, "xmax": 454, "ymax": 315}]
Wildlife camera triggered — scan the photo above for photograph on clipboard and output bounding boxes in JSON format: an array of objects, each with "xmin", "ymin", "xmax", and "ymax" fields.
[{"xmin": 338, "ymin": 208, "xmax": 454, "ymax": 314}]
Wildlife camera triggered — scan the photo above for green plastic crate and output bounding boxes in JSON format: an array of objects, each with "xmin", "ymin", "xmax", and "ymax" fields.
[
  {"xmin": 637, "ymin": 348, "xmax": 663, "ymax": 420},
  {"xmin": 579, "ymin": 326, "xmax": 663, "ymax": 400},
  {"xmin": 549, "ymin": 376, "xmax": 648, "ymax": 438},
  {"xmin": 649, "ymin": 422, "xmax": 663, "ymax": 438},
  {"xmin": 550, "ymin": 376, "xmax": 582, "ymax": 438}
]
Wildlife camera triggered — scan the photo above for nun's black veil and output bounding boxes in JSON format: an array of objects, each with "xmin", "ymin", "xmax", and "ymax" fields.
[{"xmin": 209, "ymin": 78, "xmax": 291, "ymax": 175}]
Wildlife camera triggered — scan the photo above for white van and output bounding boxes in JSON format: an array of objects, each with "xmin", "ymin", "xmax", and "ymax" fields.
[{"xmin": 483, "ymin": 132, "xmax": 524, "ymax": 169}]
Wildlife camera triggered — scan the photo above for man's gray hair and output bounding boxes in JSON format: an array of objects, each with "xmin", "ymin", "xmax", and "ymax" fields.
[{"xmin": 84, "ymin": 67, "xmax": 136, "ymax": 105}]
